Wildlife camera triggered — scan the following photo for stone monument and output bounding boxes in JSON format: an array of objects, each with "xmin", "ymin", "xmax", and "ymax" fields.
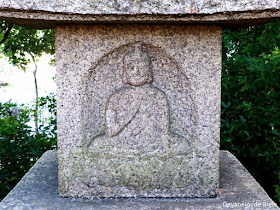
[
  {"xmin": 0, "ymin": 1, "xmax": 279, "ymax": 208},
  {"xmin": 55, "ymin": 24, "xmax": 221, "ymax": 198}
]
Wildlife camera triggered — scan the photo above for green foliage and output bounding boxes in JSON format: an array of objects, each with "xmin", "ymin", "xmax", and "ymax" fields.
[
  {"xmin": 0, "ymin": 94, "xmax": 57, "ymax": 200},
  {"xmin": 37, "ymin": 93, "xmax": 57, "ymax": 143},
  {"xmin": 276, "ymin": 180, "xmax": 280, "ymax": 204},
  {"xmin": 0, "ymin": 21, "xmax": 56, "ymax": 200},
  {"xmin": 276, "ymin": 181, "xmax": 280, "ymax": 204},
  {"xmin": 0, "ymin": 20, "xmax": 55, "ymax": 69},
  {"xmin": 222, "ymin": 21, "xmax": 280, "ymax": 205}
]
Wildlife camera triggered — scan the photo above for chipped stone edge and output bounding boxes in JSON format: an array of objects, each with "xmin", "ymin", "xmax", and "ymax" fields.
[{"xmin": 0, "ymin": 9, "xmax": 280, "ymax": 29}]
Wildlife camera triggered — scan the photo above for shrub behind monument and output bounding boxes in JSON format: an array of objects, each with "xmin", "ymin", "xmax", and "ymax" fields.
[
  {"xmin": 0, "ymin": 94, "xmax": 57, "ymax": 200},
  {"xmin": 221, "ymin": 20, "xmax": 280, "ymax": 205}
]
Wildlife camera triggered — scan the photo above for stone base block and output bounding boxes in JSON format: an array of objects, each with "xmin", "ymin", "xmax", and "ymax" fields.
[{"xmin": 0, "ymin": 150, "xmax": 278, "ymax": 210}]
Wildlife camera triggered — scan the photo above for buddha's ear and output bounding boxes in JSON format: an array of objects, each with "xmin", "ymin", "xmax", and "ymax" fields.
[
  {"xmin": 147, "ymin": 58, "xmax": 153, "ymax": 84},
  {"xmin": 147, "ymin": 73, "xmax": 153, "ymax": 84},
  {"xmin": 122, "ymin": 65, "xmax": 128, "ymax": 84}
]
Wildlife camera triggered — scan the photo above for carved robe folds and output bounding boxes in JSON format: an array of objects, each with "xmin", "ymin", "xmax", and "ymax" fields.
[
  {"xmin": 88, "ymin": 84, "xmax": 191, "ymax": 156},
  {"xmin": 88, "ymin": 85, "xmax": 170, "ymax": 155}
]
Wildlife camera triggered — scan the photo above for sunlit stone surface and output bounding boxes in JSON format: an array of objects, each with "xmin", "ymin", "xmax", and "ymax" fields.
[{"xmin": 56, "ymin": 24, "xmax": 221, "ymax": 198}]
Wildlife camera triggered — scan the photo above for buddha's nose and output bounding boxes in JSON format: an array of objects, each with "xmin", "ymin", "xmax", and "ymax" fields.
[{"xmin": 133, "ymin": 65, "xmax": 139, "ymax": 73}]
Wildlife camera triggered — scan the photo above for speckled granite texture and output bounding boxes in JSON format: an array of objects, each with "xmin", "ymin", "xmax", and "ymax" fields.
[
  {"xmin": 56, "ymin": 24, "xmax": 221, "ymax": 198},
  {"xmin": 2, "ymin": 0, "xmax": 279, "ymax": 14},
  {"xmin": 1, "ymin": 0, "xmax": 280, "ymax": 28},
  {"xmin": 0, "ymin": 150, "xmax": 278, "ymax": 210}
]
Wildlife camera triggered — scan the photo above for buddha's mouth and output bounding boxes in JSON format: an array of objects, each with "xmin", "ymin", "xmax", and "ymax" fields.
[{"xmin": 127, "ymin": 78, "xmax": 153, "ymax": 86}]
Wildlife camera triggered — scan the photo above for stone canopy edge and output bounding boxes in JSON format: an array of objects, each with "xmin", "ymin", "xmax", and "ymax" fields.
[{"xmin": 0, "ymin": 6, "xmax": 280, "ymax": 28}]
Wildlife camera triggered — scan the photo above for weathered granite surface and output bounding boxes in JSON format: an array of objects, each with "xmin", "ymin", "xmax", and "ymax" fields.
[
  {"xmin": 0, "ymin": 150, "xmax": 278, "ymax": 210},
  {"xmin": 2, "ymin": 0, "xmax": 280, "ymax": 14},
  {"xmin": 56, "ymin": 24, "xmax": 221, "ymax": 198},
  {"xmin": 0, "ymin": 0, "xmax": 280, "ymax": 28}
]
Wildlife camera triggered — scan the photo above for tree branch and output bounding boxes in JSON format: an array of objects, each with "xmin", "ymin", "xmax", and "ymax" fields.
[
  {"xmin": 0, "ymin": 24, "xmax": 13, "ymax": 44},
  {"xmin": 30, "ymin": 54, "xmax": 39, "ymax": 136}
]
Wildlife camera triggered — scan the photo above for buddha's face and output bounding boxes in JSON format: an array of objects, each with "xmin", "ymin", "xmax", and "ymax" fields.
[{"xmin": 123, "ymin": 53, "xmax": 152, "ymax": 86}]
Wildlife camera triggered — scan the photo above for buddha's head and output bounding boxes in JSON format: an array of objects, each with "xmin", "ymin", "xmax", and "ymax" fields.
[{"xmin": 122, "ymin": 44, "xmax": 153, "ymax": 86}]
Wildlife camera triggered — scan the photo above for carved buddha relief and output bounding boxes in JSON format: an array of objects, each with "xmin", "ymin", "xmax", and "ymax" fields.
[{"xmin": 86, "ymin": 43, "xmax": 193, "ymax": 156}]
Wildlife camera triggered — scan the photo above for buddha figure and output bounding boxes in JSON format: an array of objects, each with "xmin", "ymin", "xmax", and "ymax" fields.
[{"xmin": 87, "ymin": 43, "xmax": 192, "ymax": 156}]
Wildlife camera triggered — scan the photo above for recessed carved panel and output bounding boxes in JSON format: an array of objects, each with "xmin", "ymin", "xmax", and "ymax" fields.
[{"xmin": 78, "ymin": 42, "xmax": 198, "ymax": 196}]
